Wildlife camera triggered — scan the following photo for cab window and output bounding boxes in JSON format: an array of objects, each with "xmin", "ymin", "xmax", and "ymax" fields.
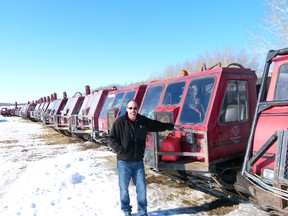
[
  {"xmin": 162, "ymin": 81, "xmax": 185, "ymax": 106},
  {"xmin": 140, "ymin": 85, "xmax": 164, "ymax": 119},
  {"xmin": 112, "ymin": 92, "xmax": 124, "ymax": 108},
  {"xmin": 275, "ymin": 64, "xmax": 288, "ymax": 100},
  {"xmin": 99, "ymin": 94, "xmax": 115, "ymax": 119},
  {"xmin": 179, "ymin": 77, "xmax": 215, "ymax": 124},
  {"xmin": 219, "ymin": 80, "xmax": 249, "ymax": 124}
]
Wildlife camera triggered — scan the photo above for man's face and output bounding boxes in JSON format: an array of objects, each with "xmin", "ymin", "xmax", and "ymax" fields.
[{"xmin": 126, "ymin": 101, "xmax": 138, "ymax": 120}]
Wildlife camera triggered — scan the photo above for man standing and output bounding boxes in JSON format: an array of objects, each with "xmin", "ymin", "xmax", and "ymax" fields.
[{"xmin": 109, "ymin": 99, "xmax": 174, "ymax": 216}]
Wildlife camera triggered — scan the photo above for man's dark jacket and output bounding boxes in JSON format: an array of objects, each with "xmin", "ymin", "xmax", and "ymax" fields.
[{"xmin": 109, "ymin": 112, "xmax": 174, "ymax": 162}]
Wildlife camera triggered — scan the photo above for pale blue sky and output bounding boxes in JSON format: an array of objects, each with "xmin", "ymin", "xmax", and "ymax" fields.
[{"xmin": 0, "ymin": 0, "xmax": 266, "ymax": 104}]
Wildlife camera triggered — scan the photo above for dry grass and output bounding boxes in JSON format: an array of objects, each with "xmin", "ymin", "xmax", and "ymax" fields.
[
  {"xmin": 32, "ymin": 128, "xmax": 80, "ymax": 145},
  {"xmin": 32, "ymin": 126, "xmax": 111, "ymax": 151},
  {"xmin": 0, "ymin": 139, "xmax": 19, "ymax": 144}
]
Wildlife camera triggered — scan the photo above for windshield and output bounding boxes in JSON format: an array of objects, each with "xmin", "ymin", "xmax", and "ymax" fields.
[
  {"xmin": 112, "ymin": 92, "xmax": 124, "ymax": 109},
  {"xmin": 62, "ymin": 98, "xmax": 74, "ymax": 115},
  {"xmin": 88, "ymin": 93, "xmax": 101, "ymax": 115},
  {"xmin": 179, "ymin": 77, "xmax": 215, "ymax": 124},
  {"xmin": 118, "ymin": 90, "xmax": 136, "ymax": 116},
  {"xmin": 34, "ymin": 103, "xmax": 41, "ymax": 110},
  {"xmin": 99, "ymin": 94, "xmax": 115, "ymax": 119},
  {"xmin": 79, "ymin": 92, "xmax": 102, "ymax": 116},
  {"xmin": 162, "ymin": 81, "xmax": 185, "ymax": 106},
  {"xmin": 70, "ymin": 98, "xmax": 83, "ymax": 115},
  {"xmin": 49, "ymin": 100, "xmax": 61, "ymax": 115},
  {"xmin": 80, "ymin": 95, "xmax": 93, "ymax": 115},
  {"xmin": 46, "ymin": 101, "xmax": 55, "ymax": 111},
  {"xmin": 140, "ymin": 85, "xmax": 164, "ymax": 119}
]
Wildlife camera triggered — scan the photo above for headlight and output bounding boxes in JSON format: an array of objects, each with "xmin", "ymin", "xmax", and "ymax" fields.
[
  {"xmin": 185, "ymin": 132, "xmax": 195, "ymax": 144},
  {"xmin": 263, "ymin": 168, "xmax": 274, "ymax": 180}
]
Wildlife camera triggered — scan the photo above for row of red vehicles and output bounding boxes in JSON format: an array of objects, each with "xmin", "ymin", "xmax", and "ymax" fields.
[
  {"xmin": 0, "ymin": 102, "xmax": 22, "ymax": 117},
  {"xmin": 1, "ymin": 107, "xmax": 13, "ymax": 117},
  {"xmin": 16, "ymin": 48, "xmax": 288, "ymax": 215}
]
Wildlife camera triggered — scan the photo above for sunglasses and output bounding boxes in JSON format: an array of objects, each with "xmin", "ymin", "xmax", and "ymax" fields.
[{"xmin": 128, "ymin": 107, "xmax": 138, "ymax": 110}]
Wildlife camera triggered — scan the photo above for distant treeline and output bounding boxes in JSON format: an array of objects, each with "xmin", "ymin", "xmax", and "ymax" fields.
[{"xmin": 0, "ymin": 103, "xmax": 25, "ymax": 107}]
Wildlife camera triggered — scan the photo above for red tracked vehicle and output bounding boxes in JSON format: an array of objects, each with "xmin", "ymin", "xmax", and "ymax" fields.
[
  {"xmin": 20, "ymin": 101, "xmax": 37, "ymax": 120},
  {"xmin": 30, "ymin": 96, "xmax": 51, "ymax": 122},
  {"xmin": 53, "ymin": 88, "xmax": 86, "ymax": 136},
  {"xmin": 140, "ymin": 64, "xmax": 257, "ymax": 189},
  {"xmin": 29, "ymin": 98, "xmax": 44, "ymax": 121},
  {"xmin": 70, "ymin": 86, "xmax": 113, "ymax": 140},
  {"xmin": 40, "ymin": 93, "xmax": 58, "ymax": 123},
  {"xmin": 10, "ymin": 101, "xmax": 20, "ymax": 116},
  {"xmin": 29, "ymin": 96, "xmax": 51, "ymax": 122},
  {"xmin": 0, "ymin": 107, "xmax": 11, "ymax": 117},
  {"xmin": 235, "ymin": 48, "xmax": 288, "ymax": 215},
  {"xmin": 37, "ymin": 96, "xmax": 51, "ymax": 121},
  {"xmin": 92, "ymin": 84, "xmax": 147, "ymax": 144},
  {"xmin": 42, "ymin": 92, "xmax": 68, "ymax": 126},
  {"xmin": 13, "ymin": 102, "xmax": 18, "ymax": 116}
]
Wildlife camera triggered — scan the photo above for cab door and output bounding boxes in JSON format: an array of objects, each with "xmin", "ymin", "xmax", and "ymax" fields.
[{"xmin": 211, "ymin": 80, "xmax": 252, "ymax": 161}]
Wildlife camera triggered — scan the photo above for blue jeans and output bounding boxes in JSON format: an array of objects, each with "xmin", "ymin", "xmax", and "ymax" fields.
[{"xmin": 117, "ymin": 160, "xmax": 147, "ymax": 215}]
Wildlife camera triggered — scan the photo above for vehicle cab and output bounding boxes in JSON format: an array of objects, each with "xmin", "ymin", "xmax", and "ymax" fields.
[
  {"xmin": 0, "ymin": 107, "xmax": 11, "ymax": 117},
  {"xmin": 92, "ymin": 84, "xmax": 147, "ymax": 144},
  {"xmin": 37, "ymin": 96, "xmax": 51, "ymax": 122},
  {"xmin": 236, "ymin": 48, "xmax": 288, "ymax": 214},
  {"xmin": 70, "ymin": 86, "xmax": 112, "ymax": 140},
  {"xmin": 141, "ymin": 64, "xmax": 257, "ymax": 189},
  {"xmin": 20, "ymin": 101, "xmax": 36, "ymax": 120},
  {"xmin": 29, "ymin": 98, "xmax": 43, "ymax": 121},
  {"xmin": 53, "ymin": 91, "xmax": 84, "ymax": 136},
  {"xmin": 41, "ymin": 94, "xmax": 57, "ymax": 123},
  {"xmin": 42, "ymin": 92, "xmax": 68, "ymax": 126}
]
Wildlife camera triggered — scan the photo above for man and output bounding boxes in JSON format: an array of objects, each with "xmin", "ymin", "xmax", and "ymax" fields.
[{"xmin": 109, "ymin": 99, "xmax": 174, "ymax": 216}]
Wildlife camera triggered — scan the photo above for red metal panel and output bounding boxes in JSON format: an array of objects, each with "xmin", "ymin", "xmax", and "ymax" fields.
[{"xmin": 253, "ymin": 106, "xmax": 288, "ymax": 174}]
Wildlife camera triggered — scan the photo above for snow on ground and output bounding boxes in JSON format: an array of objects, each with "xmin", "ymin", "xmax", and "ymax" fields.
[{"xmin": 0, "ymin": 116, "xmax": 269, "ymax": 216}]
